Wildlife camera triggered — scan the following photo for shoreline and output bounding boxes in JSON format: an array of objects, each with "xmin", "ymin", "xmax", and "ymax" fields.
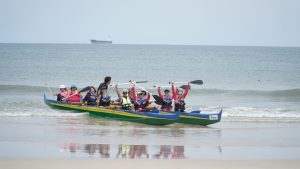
[{"xmin": 1, "ymin": 158, "xmax": 299, "ymax": 169}]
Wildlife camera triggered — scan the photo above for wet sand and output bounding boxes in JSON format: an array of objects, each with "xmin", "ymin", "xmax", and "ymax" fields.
[{"xmin": 1, "ymin": 158, "xmax": 300, "ymax": 169}]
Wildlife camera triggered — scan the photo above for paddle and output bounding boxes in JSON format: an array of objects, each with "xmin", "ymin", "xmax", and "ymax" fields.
[
  {"xmin": 110, "ymin": 80, "xmax": 148, "ymax": 87},
  {"xmin": 153, "ymin": 85, "xmax": 190, "ymax": 90},
  {"xmin": 170, "ymin": 80, "xmax": 203, "ymax": 85},
  {"xmin": 45, "ymin": 83, "xmax": 55, "ymax": 98},
  {"xmin": 152, "ymin": 95, "xmax": 164, "ymax": 105},
  {"xmin": 133, "ymin": 82, "xmax": 153, "ymax": 96},
  {"xmin": 79, "ymin": 86, "xmax": 91, "ymax": 93},
  {"xmin": 178, "ymin": 85, "xmax": 190, "ymax": 90}
]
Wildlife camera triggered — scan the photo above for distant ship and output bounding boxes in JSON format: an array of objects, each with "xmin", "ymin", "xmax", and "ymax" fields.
[{"xmin": 90, "ymin": 39, "xmax": 112, "ymax": 44}]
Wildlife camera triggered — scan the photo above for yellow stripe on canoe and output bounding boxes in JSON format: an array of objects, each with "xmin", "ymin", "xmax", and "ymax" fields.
[
  {"xmin": 49, "ymin": 102, "xmax": 167, "ymax": 120},
  {"xmin": 179, "ymin": 114, "xmax": 208, "ymax": 120}
]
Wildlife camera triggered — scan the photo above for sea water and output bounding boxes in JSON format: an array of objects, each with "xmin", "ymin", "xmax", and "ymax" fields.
[{"xmin": 0, "ymin": 43, "xmax": 300, "ymax": 159}]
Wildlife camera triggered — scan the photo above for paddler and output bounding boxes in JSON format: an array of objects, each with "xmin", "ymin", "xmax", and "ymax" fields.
[
  {"xmin": 172, "ymin": 82, "xmax": 191, "ymax": 112},
  {"xmin": 115, "ymin": 84, "xmax": 133, "ymax": 110},
  {"xmin": 157, "ymin": 85, "xmax": 174, "ymax": 111},
  {"xmin": 56, "ymin": 84, "xmax": 68, "ymax": 101},
  {"xmin": 131, "ymin": 83, "xmax": 151, "ymax": 111},
  {"xmin": 82, "ymin": 86, "xmax": 98, "ymax": 106},
  {"xmin": 97, "ymin": 76, "xmax": 111, "ymax": 96},
  {"xmin": 66, "ymin": 83, "xmax": 82, "ymax": 103}
]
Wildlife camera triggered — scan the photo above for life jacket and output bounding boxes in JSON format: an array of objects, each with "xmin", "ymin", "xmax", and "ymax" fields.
[
  {"xmin": 134, "ymin": 98, "xmax": 148, "ymax": 111},
  {"xmin": 60, "ymin": 91, "xmax": 68, "ymax": 98},
  {"xmin": 122, "ymin": 97, "xmax": 132, "ymax": 110},
  {"xmin": 88, "ymin": 93, "xmax": 98, "ymax": 103},
  {"xmin": 101, "ymin": 94, "xmax": 111, "ymax": 103},
  {"xmin": 57, "ymin": 91, "xmax": 68, "ymax": 101},
  {"xmin": 162, "ymin": 95, "xmax": 173, "ymax": 108},
  {"xmin": 68, "ymin": 94, "xmax": 81, "ymax": 102},
  {"xmin": 175, "ymin": 99, "xmax": 185, "ymax": 112},
  {"xmin": 99, "ymin": 94, "xmax": 111, "ymax": 106}
]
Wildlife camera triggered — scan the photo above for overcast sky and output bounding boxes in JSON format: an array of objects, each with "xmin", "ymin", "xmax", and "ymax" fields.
[{"xmin": 0, "ymin": 0, "xmax": 299, "ymax": 46}]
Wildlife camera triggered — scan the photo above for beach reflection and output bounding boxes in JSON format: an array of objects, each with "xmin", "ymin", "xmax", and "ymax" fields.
[{"xmin": 61, "ymin": 143, "xmax": 222, "ymax": 159}]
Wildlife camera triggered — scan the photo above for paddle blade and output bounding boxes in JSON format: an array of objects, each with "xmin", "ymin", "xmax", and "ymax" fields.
[
  {"xmin": 136, "ymin": 80, "xmax": 148, "ymax": 83},
  {"xmin": 190, "ymin": 80, "xmax": 203, "ymax": 85},
  {"xmin": 79, "ymin": 86, "xmax": 90, "ymax": 93},
  {"xmin": 180, "ymin": 85, "xmax": 191, "ymax": 90},
  {"xmin": 153, "ymin": 95, "xmax": 163, "ymax": 105}
]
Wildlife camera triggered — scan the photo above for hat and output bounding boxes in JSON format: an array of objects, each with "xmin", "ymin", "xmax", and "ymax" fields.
[
  {"xmin": 71, "ymin": 83, "xmax": 77, "ymax": 88},
  {"xmin": 122, "ymin": 89, "xmax": 129, "ymax": 93},
  {"xmin": 137, "ymin": 91, "xmax": 143, "ymax": 95},
  {"xmin": 59, "ymin": 85, "xmax": 66, "ymax": 89},
  {"xmin": 164, "ymin": 89, "xmax": 170, "ymax": 92}
]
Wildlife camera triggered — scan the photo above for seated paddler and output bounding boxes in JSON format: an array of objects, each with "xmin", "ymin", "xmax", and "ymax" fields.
[
  {"xmin": 56, "ymin": 84, "xmax": 68, "ymax": 101},
  {"xmin": 82, "ymin": 86, "xmax": 98, "ymax": 106},
  {"xmin": 131, "ymin": 83, "xmax": 151, "ymax": 111},
  {"xmin": 66, "ymin": 83, "xmax": 82, "ymax": 103},
  {"xmin": 157, "ymin": 85, "xmax": 174, "ymax": 111},
  {"xmin": 115, "ymin": 84, "xmax": 133, "ymax": 110}
]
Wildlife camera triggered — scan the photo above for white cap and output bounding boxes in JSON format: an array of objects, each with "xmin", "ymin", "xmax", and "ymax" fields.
[
  {"xmin": 59, "ymin": 85, "xmax": 66, "ymax": 89},
  {"xmin": 122, "ymin": 89, "xmax": 129, "ymax": 93}
]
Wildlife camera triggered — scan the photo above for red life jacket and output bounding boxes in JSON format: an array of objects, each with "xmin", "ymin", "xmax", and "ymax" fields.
[{"xmin": 67, "ymin": 90, "xmax": 81, "ymax": 102}]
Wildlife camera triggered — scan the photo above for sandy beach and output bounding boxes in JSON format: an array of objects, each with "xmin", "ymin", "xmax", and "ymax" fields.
[{"xmin": 1, "ymin": 158, "xmax": 300, "ymax": 169}]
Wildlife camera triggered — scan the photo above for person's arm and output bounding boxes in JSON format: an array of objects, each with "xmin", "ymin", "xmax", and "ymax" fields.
[
  {"xmin": 82, "ymin": 93, "xmax": 90, "ymax": 105},
  {"xmin": 131, "ymin": 84, "xmax": 137, "ymax": 103},
  {"xmin": 158, "ymin": 86, "xmax": 164, "ymax": 99},
  {"xmin": 172, "ymin": 83, "xmax": 178, "ymax": 104},
  {"xmin": 182, "ymin": 82, "xmax": 190, "ymax": 99},
  {"xmin": 115, "ymin": 84, "xmax": 122, "ymax": 103},
  {"xmin": 146, "ymin": 91, "xmax": 151, "ymax": 101}
]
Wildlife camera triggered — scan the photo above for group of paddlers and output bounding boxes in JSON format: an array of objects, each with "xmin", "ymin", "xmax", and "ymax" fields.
[{"xmin": 55, "ymin": 76, "xmax": 190, "ymax": 112}]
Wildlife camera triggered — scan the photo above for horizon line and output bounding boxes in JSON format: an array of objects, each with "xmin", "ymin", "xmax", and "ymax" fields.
[{"xmin": 0, "ymin": 42, "xmax": 299, "ymax": 48}]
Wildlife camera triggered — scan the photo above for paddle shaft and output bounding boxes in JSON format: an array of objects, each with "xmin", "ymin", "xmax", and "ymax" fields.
[{"xmin": 110, "ymin": 80, "xmax": 148, "ymax": 87}]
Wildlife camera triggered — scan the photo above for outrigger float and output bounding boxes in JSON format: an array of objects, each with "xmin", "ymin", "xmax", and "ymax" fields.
[{"xmin": 44, "ymin": 95, "xmax": 222, "ymax": 126}]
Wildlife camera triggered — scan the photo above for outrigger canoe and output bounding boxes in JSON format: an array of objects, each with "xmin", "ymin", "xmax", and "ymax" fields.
[
  {"xmin": 153, "ymin": 95, "xmax": 222, "ymax": 126},
  {"xmin": 44, "ymin": 95, "xmax": 178, "ymax": 126}
]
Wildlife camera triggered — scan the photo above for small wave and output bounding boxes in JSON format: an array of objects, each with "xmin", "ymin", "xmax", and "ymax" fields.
[
  {"xmin": 220, "ymin": 107, "xmax": 300, "ymax": 122},
  {"xmin": 192, "ymin": 88, "xmax": 300, "ymax": 97},
  {"xmin": 0, "ymin": 110, "xmax": 88, "ymax": 117},
  {"xmin": 0, "ymin": 84, "xmax": 49, "ymax": 93}
]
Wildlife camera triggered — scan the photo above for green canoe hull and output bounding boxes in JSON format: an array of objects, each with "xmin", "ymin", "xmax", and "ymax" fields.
[
  {"xmin": 44, "ymin": 95, "xmax": 178, "ymax": 126},
  {"xmin": 177, "ymin": 110, "xmax": 222, "ymax": 126}
]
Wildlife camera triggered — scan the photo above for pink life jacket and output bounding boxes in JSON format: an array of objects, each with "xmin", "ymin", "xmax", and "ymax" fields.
[{"xmin": 67, "ymin": 90, "xmax": 81, "ymax": 102}]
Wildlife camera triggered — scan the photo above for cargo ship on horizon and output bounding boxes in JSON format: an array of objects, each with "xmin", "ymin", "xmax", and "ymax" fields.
[{"xmin": 90, "ymin": 39, "xmax": 112, "ymax": 44}]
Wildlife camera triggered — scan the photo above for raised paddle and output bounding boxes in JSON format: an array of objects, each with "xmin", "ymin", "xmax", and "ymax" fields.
[
  {"xmin": 110, "ymin": 80, "xmax": 148, "ymax": 87},
  {"xmin": 153, "ymin": 85, "xmax": 191, "ymax": 90},
  {"xmin": 152, "ymin": 95, "xmax": 164, "ymax": 105},
  {"xmin": 170, "ymin": 80, "xmax": 203, "ymax": 85}
]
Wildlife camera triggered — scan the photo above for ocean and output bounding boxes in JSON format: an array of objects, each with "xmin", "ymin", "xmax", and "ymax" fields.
[{"xmin": 0, "ymin": 43, "xmax": 300, "ymax": 159}]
